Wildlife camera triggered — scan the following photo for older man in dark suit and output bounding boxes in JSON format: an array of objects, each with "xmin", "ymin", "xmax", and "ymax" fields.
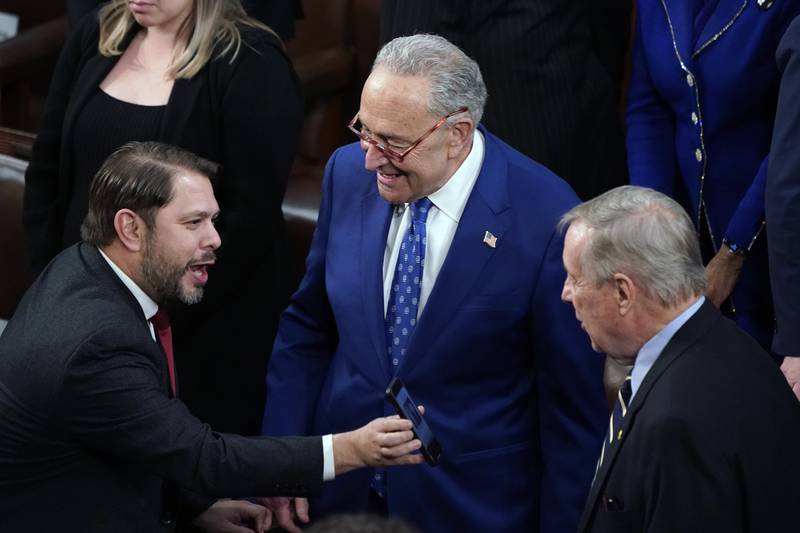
[
  {"xmin": 0, "ymin": 142, "xmax": 421, "ymax": 533},
  {"xmin": 561, "ymin": 186, "xmax": 800, "ymax": 533}
]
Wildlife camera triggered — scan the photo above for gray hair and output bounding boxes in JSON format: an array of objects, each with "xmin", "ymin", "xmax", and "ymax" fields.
[
  {"xmin": 373, "ymin": 34, "xmax": 487, "ymax": 125},
  {"xmin": 559, "ymin": 186, "xmax": 706, "ymax": 308}
]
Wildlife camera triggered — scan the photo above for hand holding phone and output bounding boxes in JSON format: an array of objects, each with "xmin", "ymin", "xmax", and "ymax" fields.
[{"xmin": 385, "ymin": 377, "xmax": 442, "ymax": 465}]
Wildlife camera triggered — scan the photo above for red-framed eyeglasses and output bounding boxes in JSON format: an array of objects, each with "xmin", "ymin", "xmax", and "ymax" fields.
[{"xmin": 348, "ymin": 107, "xmax": 469, "ymax": 163}]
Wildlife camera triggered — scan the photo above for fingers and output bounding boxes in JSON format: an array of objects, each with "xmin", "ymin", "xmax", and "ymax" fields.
[
  {"xmin": 374, "ymin": 416, "xmax": 414, "ymax": 432},
  {"xmin": 381, "ymin": 441, "xmax": 426, "ymax": 466},
  {"xmin": 275, "ymin": 511, "xmax": 302, "ymax": 533},
  {"xmin": 417, "ymin": 404, "xmax": 425, "ymax": 416},
  {"xmin": 378, "ymin": 429, "xmax": 415, "ymax": 447},
  {"xmin": 294, "ymin": 497, "xmax": 310, "ymax": 524},
  {"xmin": 254, "ymin": 508, "xmax": 272, "ymax": 533},
  {"xmin": 233, "ymin": 500, "xmax": 271, "ymax": 533},
  {"xmin": 238, "ymin": 503, "xmax": 271, "ymax": 533},
  {"xmin": 392, "ymin": 452, "xmax": 427, "ymax": 466}
]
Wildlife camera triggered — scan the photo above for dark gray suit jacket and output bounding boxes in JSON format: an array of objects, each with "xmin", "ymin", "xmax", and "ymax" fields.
[
  {"xmin": 768, "ymin": 16, "xmax": 800, "ymax": 357},
  {"xmin": 0, "ymin": 244, "xmax": 322, "ymax": 532},
  {"xmin": 579, "ymin": 301, "xmax": 800, "ymax": 533}
]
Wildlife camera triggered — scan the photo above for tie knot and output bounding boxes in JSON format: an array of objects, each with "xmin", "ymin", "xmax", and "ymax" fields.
[
  {"xmin": 619, "ymin": 374, "xmax": 633, "ymax": 405},
  {"xmin": 410, "ymin": 197, "xmax": 433, "ymax": 224},
  {"xmin": 151, "ymin": 307, "xmax": 171, "ymax": 331}
]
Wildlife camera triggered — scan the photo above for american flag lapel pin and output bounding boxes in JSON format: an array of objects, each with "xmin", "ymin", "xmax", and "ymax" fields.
[{"xmin": 483, "ymin": 231, "xmax": 497, "ymax": 249}]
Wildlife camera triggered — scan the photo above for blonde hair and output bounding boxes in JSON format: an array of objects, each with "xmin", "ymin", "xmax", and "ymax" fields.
[{"xmin": 98, "ymin": 0, "xmax": 278, "ymax": 79}]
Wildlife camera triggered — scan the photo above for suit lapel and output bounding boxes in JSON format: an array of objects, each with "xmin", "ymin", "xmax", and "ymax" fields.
[
  {"xmin": 398, "ymin": 128, "xmax": 510, "ymax": 375},
  {"xmin": 692, "ymin": 0, "xmax": 748, "ymax": 58},
  {"xmin": 83, "ymin": 244, "xmax": 175, "ymax": 396},
  {"xmin": 578, "ymin": 300, "xmax": 721, "ymax": 532},
  {"xmin": 361, "ymin": 190, "xmax": 395, "ymax": 383},
  {"xmin": 659, "ymin": 0, "xmax": 696, "ymax": 68}
]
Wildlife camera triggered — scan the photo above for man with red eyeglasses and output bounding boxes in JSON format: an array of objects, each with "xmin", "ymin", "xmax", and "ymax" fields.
[{"xmin": 262, "ymin": 34, "xmax": 607, "ymax": 533}]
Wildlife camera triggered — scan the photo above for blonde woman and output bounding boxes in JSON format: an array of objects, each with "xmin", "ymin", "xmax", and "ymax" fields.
[{"xmin": 23, "ymin": 0, "xmax": 303, "ymax": 470}]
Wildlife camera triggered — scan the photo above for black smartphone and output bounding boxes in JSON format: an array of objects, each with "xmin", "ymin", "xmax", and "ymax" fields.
[{"xmin": 385, "ymin": 377, "xmax": 442, "ymax": 465}]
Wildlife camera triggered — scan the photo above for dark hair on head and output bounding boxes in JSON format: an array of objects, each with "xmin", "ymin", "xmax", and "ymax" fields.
[{"xmin": 81, "ymin": 141, "xmax": 219, "ymax": 247}]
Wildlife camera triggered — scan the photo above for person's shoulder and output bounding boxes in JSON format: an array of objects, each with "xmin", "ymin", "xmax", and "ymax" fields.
[
  {"xmin": 238, "ymin": 23, "xmax": 284, "ymax": 50},
  {"xmin": 323, "ymin": 142, "xmax": 374, "ymax": 190},
  {"xmin": 63, "ymin": 7, "xmax": 102, "ymax": 55},
  {"xmin": 481, "ymin": 128, "xmax": 580, "ymax": 213},
  {"xmin": 209, "ymin": 23, "xmax": 291, "ymax": 77},
  {"xmin": 329, "ymin": 142, "xmax": 367, "ymax": 168},
  {"xmin": 221, "ymin": 23, "xmax": 287, "ymax": 64}
]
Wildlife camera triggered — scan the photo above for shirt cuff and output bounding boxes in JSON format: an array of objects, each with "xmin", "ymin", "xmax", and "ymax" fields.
[{"xmin": 322, "ymin": 434, "xmax": 335, "ymax": 481}]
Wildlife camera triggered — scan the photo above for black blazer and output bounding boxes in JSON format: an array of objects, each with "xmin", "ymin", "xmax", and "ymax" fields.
[
  {"xmin": 380, "ymin": 0, "xmax": 631, "ymax": 201},
  {"xmin": 0, "ymin": 244, "xmax": 322, "ymax": 533},
  {"xmin": 23, "ymin": 12, "xmax": 304, "ymax": 435},
  {"xmin": 768, "ymin": 16, "xmax": 800, "ymax": 357},
  {"xmin": 578, "ymin": 301, "xmax": 800, "ymax": 533}
]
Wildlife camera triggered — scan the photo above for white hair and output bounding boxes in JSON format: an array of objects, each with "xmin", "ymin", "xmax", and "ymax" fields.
[
  {"xmin": 373, "ymin": 34, "xmax": 487, "ymax": 125},
  {"xmin": 559, "ymin": 186, "xmax": 706, "ymax": 308}
]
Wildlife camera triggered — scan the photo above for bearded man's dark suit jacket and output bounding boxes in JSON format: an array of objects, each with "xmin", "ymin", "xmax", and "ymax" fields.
[
  {"xmin": 578, "ymin": 300, "xmax": 800, "ymax": 533},
  {"xmin": 0, "ymin": 244, "xmax": 322, "ymax": 533},
  {"xmin": 263, "ymin": 127, "xmax": 608, "ymax": 533}
]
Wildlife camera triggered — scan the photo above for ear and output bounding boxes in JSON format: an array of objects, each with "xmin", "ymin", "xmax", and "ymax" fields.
[
  {"xmin": 447, "ymin": 118, "xmax": 475, "ymax": 158},
  {"xmin": 113, "ymin": 208, "xmax": 147, "ymax": 253},
  {"xmin": 613, "ymin": 273, "xmax": 635, "ymax": 316}
]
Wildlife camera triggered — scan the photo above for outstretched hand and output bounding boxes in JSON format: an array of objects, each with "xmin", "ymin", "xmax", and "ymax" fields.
[{"xmin": 333, "ymin": 412, "xmax": 425, "ymax": 475}]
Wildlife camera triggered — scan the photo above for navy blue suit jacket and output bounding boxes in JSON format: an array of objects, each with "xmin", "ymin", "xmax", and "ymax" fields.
[
  {"xmin": 626, "ymin": 0, "xmax": 800, "ymax": 349},
  {"xmin": 262, "ymin": 126, "xmax": 606, "ymax": 533},
  {"xmin": 768, "ymin": 15, "xmax": 800, "ymax": 356}
]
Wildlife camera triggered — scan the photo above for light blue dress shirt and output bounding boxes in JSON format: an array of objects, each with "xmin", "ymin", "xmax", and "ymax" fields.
[{"xmin": 630, "ymin": 296, "xmax": 706, "ymax": 401}]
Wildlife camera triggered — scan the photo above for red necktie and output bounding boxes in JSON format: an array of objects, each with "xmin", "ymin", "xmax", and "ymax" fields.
[{"xmin": 151, "ymin": 308, "xmax": 177, "ymax": 396}]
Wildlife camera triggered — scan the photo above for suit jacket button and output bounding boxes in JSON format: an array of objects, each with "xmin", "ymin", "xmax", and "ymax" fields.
[
  {"xmin": 695, "ymin": 148, "xmax": 703, "ymax": 162},
  {"xmin": 686, "ymin": 73, "xmax": 695, "ymax": 87}
]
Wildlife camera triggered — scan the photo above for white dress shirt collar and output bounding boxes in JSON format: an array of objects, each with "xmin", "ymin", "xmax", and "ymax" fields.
[
  {"xmin": 427, "ymin": 129, "xmax": 485, "ymax": 222},
  {"xmin": 98, "ymin": 248, "xmax": 158, "ymax": 322}
]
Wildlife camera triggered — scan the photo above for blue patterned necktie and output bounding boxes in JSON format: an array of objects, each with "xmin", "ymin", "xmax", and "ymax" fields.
[
  {"xmin": 384, "ymin": 197, "xmax": 433, "ymax": 373},
  {"xmin": 372, "ymin": 197, "xmax": 433, "ymax": 501}
]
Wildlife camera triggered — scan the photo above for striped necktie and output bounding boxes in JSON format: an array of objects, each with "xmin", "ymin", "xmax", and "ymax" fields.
[{"xmin": 597, "ymin": 372, "xmax": 632, "ymax": 469}]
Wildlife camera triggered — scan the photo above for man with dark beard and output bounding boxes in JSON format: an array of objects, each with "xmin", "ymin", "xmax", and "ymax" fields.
[{"xmin": 0, "ymin": 142, "xmax": 423, "ymax": 533}]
